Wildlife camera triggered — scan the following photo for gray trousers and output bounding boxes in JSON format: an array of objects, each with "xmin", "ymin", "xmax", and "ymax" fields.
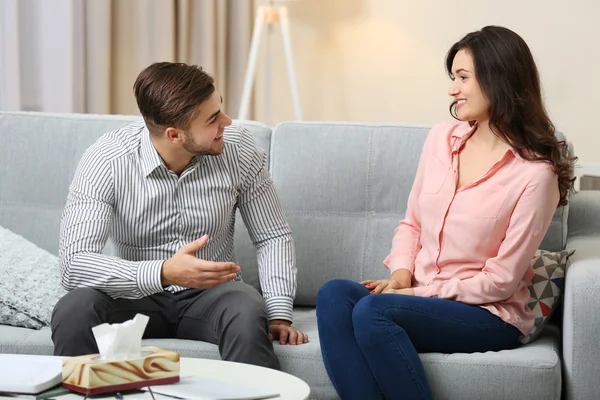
[{"xmin": 50, "ymin": 281, "xmax": 280, "ymax": 370}]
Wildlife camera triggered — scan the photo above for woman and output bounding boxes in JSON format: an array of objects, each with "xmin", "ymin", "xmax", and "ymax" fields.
[{"xmin": 316, "ymin": 26, "xmax": 576, "ymax": 400}]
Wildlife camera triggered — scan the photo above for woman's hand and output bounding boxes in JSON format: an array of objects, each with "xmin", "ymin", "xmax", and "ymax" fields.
[
  {"xmin": 361, "ymin": 269, "xmax": 413, "ymax": 294},
  {"xmin": 360, "ymin": 278, "xmax": 410, "ymax": 294}
]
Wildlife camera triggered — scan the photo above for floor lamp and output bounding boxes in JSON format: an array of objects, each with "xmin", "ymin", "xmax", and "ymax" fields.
[{"xmin": 238, "ymin": 1, "xmax": 302, "ymax": 122}]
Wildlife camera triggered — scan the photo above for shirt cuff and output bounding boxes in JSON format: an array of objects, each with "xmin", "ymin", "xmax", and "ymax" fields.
[
  {"xmin": 136, "ymin": 260, "xmax": 165, "ymax": 297},
  {"xmin": 413, "ymin": 285, "xmax": 439, "ymax": 298},
  {"xmin": 384, "ymin": 254, "xmax": 415, "ymax": 274},
  {"xmin": 265, "ymin": 296, "xmax": 294, "ymax": 323}
]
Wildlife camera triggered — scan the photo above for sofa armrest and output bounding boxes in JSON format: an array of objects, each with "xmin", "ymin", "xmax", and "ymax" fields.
[
  {"xmin": 567, "ymin": 191, "xmax": 600, "ymax": 237},
  {"xmin": 563, "ymin": 235, "xmax": 600, "ymax": 400}
]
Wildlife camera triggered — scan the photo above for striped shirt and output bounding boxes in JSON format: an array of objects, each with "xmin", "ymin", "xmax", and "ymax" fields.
[{"xmin": 59, "ymin": 121, "xmax": 297, "ymax": 322}]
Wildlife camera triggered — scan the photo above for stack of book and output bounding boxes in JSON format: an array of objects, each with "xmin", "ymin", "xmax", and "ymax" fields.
[{"xmin": 0, "ymin": 354, "xmax": 70, "ymax": 399}]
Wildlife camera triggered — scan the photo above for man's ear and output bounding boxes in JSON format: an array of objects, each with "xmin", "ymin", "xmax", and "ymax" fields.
[{"xmin": 165, "ymin": 127, "xmax": 182, "ymax": 143}]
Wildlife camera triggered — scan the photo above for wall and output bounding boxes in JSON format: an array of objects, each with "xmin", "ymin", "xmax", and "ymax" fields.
[{"xmin": 251, "ymin": 0, "xmax": 600, "ymax": 166}]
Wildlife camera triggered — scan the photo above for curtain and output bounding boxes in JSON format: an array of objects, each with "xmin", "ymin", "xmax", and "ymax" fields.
[{"xmin": 0, "ymin": 0, "xmax": 253, "ymax": 117}]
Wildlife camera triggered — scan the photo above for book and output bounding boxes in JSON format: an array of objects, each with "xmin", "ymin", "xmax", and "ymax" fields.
[
  {"xmin": 0, "ymin": 354, "xmax": 63, "ymax": 395},
  {"xmin": 1, "ymin": 385, "xmax": 71, "ymax": 399}
]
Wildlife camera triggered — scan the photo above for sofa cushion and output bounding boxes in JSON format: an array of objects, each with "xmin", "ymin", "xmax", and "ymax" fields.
[
  {"xmin": 520, "ymin": 249, "xmax": 573, "ymax": 344},
  {"xmin": 0, "ymin": 225, "xmax": 66, "ymax": 329},
  {"xmin": 0, "ymin": 308, "xmax": 561, "ymax": 400},
  {"xmin": 0, "ymin": 111, "xmax": 272, "ymax": 264},
  {"xmin": 0, "ymin": 112, "xmax": 142, "ymax": 256},
  {"xmin": 263, "ymin": 122, "xmax": 572, "ymax": 306},
  {"xmin": 153, "ymin": 309, "xmax": 561, "ymax": 400},
  {"xmin": 0, "ymin": 326, "xmax": 55, "ymax": 355},
  {"xmin": 265, "ymin": 122, "xmax": 430, "ymax": 306}
]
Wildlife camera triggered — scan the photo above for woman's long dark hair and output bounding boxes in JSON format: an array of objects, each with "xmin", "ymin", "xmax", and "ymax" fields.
[{"xmin": 446, "ymin": 26, "xmax": 576, "ymax": 206}]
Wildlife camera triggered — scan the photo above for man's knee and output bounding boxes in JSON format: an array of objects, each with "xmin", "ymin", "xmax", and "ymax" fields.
[
  {"xmin": 219, "ymin": 283, "xmax": 269, "ymax": 334},
  {"xmin": 51, "ymin": 287, "xmax": 107, "ymax": 330},
  {"xmin": 224, "ymin": 282, "xmax": 264, "ymax": 300},
  {"xmin": 227, "ymin": 283, "xmax": 267, "ymax": 315},
  {"xmin": 204, "ymin": 283, "xmax": 279, "ymax": 369},
  {"xmin": 52, "ymin": 288, "xmax": 111, "ymax": 356}
]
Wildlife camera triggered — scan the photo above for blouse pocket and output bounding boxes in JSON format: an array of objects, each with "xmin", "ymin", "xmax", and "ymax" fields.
[
  {"xmin": 473, "ymin": 183, "xmax": 511, "ymax": 219},
  {"xmin": 421, "ymin": 155, "xmax": 450, "ymax": 194}
]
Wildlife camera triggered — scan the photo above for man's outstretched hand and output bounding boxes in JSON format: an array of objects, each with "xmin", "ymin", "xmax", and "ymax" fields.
[
  {"xmin": 269, "ymin": 320, "xmax": 309, "ymax": 345},
  {"xmin": 161, "ymin": 235, "xmax": 240, "ymax": 289}
]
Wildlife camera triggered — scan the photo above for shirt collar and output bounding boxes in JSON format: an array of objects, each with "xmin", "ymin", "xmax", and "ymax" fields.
[
  {"xmin": 140, "ymin": 127, "xmax": 206, "ymax": 177},
  {"xmin": 451, "ymin": 121, "xmax": 521, "ymax": 160},
  {"xmin": 451, "ymin": 121, "xmax": 477, "ymax": 145},
  {"xmin": 140, "ymin": 127, "xmax": 165, "ymax": 177}
]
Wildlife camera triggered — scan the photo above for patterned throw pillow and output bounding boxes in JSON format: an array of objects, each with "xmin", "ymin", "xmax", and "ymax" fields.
[
  {"xmin": 0, "ymin": 225, "xmax": 67, "ymax": 329},
  {"xmin": 519, "ymin": 249, "xmax": 574, "ymax": 344}
]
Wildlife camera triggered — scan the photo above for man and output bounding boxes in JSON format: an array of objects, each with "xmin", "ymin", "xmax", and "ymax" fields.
[{"xmin": 51, "ymin": 62, "xmax": 307, "ymax": 370}]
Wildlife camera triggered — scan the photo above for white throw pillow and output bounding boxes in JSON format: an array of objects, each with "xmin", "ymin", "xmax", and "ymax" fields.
[{"xmin": 0, "ymin": 225, "xmax": 66, "ymax": 329}]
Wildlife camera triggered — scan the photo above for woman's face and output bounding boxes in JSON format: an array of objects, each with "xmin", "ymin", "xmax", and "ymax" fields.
[{"xmin": 448, "ymin": 49, "xmax": 490, "ymax": 122}]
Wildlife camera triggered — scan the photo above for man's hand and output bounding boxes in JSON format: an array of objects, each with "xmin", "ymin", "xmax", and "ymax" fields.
[
  {"xmin": 268, "ymin": 320, "xmax": 309, "ymax": 345},
  {"xmin": 161, "ymin": 235, "xmax": 241, "ymax": 289},
  {"xmin": 383, "ymin": 287, "xmax": 415, "ymax": 295}
]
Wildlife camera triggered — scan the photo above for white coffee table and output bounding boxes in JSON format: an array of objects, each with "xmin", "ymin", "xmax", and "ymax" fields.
[
  {"xmin": 177, "ymin": 357, "xmax": 310, "ymax": 400},
  {"xmin": 0, "ymin": 357, "xmax": 311, "ymax": 400}
]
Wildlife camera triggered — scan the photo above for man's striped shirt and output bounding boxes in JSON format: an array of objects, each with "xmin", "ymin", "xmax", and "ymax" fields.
[{"xmin": 59, "ymin": 121, "xmax": 297, "ymax": 321}]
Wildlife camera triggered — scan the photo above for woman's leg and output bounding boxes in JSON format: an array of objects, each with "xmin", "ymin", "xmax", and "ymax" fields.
[
  {"xmin": 316, "ymin": 279, "xmax": 383, "ymax": 400},
  {"xmin": 352, "ymin": 294, "xmax": 521, "ymax": 400}
]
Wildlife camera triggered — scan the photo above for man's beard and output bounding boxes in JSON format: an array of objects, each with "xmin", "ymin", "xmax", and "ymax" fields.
[{"xmin": 182, "ymin": 131, "xmax": 222, "ymax": 156}]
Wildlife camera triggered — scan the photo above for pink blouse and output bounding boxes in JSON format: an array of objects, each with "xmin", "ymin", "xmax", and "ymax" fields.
[{"xmin": 384, "ymin": 120, "xmax": 560, "ymax": 335}]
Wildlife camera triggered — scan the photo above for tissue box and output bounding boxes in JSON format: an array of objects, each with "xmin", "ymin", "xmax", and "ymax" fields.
[{"xmin": 61, "ymin": 346, "xmax": 180, "ymax": 395}]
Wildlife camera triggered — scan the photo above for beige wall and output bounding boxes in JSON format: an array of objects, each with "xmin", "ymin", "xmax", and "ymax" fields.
[{"xmin": 250, "ymin": 0, "xmax": 600, "ymax": 165}]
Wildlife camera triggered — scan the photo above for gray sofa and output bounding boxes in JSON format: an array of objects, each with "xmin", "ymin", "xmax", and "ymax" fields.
[{"xmin": 1, "ymin": 111, "xmax": 599, "ymax": 400}]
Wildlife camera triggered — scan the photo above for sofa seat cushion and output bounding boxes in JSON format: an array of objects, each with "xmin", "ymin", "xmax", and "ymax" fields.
[
  {"xmin": 148, "ymin": 308, "xmax": 561, "ymax": 400},
  {"xmin": 421, "ymin": 325, "xmax": 561, "ymax": 400},
  {"xmin": 0, "ymin": 325, "xmax": 54, "ymax": 355},
  {"xmin": 0, "ymin": 308, "xmax": 561, "ymax": 400}
]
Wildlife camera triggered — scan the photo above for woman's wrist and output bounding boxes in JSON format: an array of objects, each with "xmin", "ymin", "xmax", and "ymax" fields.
[{"xmin": 391, "ymin": 269, "xmax": 413, "ymax": 287}]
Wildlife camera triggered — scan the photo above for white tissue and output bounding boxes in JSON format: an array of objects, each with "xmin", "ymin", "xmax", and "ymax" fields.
[{"xmin": 91, "ymin": 313, "xmax": 150, "ymax": 360}]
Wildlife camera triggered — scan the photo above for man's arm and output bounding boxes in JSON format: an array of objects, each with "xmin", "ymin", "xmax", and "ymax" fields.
[
  {"xmin": 236, "ymin": 131, "xmax": 296, "ymax": 323},
  {"xmin": 59, "ymin": 145, "xmax": 164, "ymax": 299}
]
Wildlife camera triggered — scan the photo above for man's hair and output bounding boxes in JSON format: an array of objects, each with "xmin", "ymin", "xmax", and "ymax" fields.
[{"xmin": 133, "ymin": 62, "xmax": 215, "ymax": 135}]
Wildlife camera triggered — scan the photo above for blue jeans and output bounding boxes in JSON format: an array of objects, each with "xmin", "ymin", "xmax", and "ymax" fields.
[{"xmin": 316, "ymin": 279, "xmax": 522, "ymax": 400}]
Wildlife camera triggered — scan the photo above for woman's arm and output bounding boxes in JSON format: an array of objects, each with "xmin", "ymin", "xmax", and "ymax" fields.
[{"xmin": 383, "ymin": 128, "xmax": 438, "ymax": 276}]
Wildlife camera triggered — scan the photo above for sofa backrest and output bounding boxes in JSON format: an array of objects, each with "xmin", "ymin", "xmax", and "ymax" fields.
[
  {"xmin": 251, "ymin": 122, "xmax": 571, "ymax": 306},
  {"xmin": 0, "ymin": 111, "xmax": 271, "ymax": 258},
  {"xmin": 0, "ymin": 112, "xmax": 571, "ymax": 307},
  {"xmin": 0, "ymin": 112, "xmax": 140, "ymax": 254}
]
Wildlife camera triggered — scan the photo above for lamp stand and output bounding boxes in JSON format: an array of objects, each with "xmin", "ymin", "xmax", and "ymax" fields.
[{"xmin": 238, "ymin": 4, "xmax": 302, "ymax": 122}]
